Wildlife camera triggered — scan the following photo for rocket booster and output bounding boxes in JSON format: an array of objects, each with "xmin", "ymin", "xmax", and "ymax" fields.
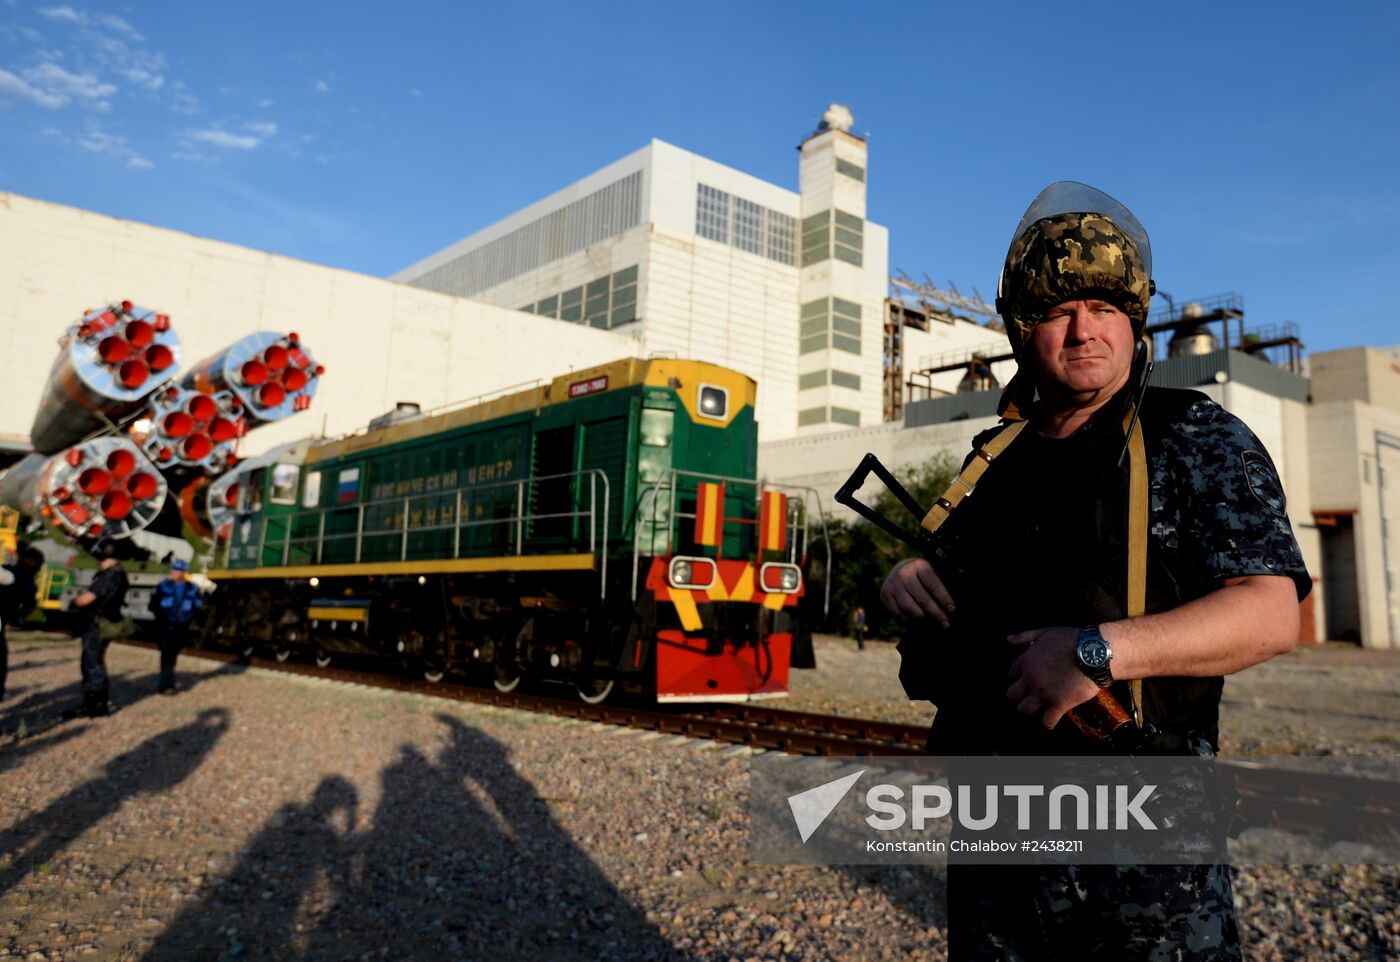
[
  {"xmin": 0, "ymin": 436, "xmax": 168, "ymax": 540},
  {"xmin": 182, "ymin": 331, "xmax": 322, "ymax": 427},
  {"xmin": 29, "ymin": 302, "xmax": 181, "ymax": 454}
]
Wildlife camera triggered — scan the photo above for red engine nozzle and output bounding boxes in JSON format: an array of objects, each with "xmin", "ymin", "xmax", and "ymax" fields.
[
  {"xmin": 162, "ymin": 411, "xmax": 194, "ymax": 438},
  {"xmin": 257, "ymin": 382, "xmax": 286, "ymax": 408},
  {"xmin": 98, "ymin": 336, "xmax": 131, "ymax": 363},
  {"xmin": 187, "ymin": 394, "xmax": 217, "ymax": 421},
  {"xmin": 146, "ymin": 344, "xmax": 175, "ymax": 373},
  {"xmin": 240, "ymin": 360, "xmax": 269, "ymax": 385},
  {"xmin": 127, "ymin": 472, "xmax": 159, "ymax": 500},
  {"xmin": 106, "ymin": 449, "xmax": 136, "ymax": 477},
  {"xmin": 125, "ymin": 319, "xmax": 154, "ymax": 348},
  {"xmin": 78, "ymin": 467, "xmax": 112, "ymax": 495},
  {"xmin": 100, "ymin": 490, "xmax": 133, "ymax": 520},
  {"xmin": 118, "ymin": 359, "xmax": 149, "ymax": 389}
]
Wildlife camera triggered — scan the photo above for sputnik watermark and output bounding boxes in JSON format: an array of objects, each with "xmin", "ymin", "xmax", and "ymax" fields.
[
  {"xmin": 750, "ymin": 755, "xmax": 1400, "ymax": 866},
  {"xmin": 786, "ymin": 768, "xmax": 1155, "ymax": 845}
]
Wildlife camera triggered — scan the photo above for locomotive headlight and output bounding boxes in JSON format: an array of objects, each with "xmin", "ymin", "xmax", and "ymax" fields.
[
  {"xmin": 668, "ymin": 555, "xmax": 717, "ymax": 590},
  {"xmin": 697, "ymin": 384, "xmax": 728, "ymax": 420},
  {"xmin": 759, "ymin": 562, "xmax": 801, "ymax": 594},
  {"xmin": 309, "ymin": 577, "xmax": 320, "ymax": 587}
]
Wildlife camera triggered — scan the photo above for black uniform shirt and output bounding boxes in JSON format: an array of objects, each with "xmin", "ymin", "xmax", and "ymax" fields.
[{"xmin": 916, "ymin": 387, "xmax": 1309, "ymax": 754}]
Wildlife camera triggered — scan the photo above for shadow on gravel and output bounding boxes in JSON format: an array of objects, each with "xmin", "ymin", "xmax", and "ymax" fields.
[
  {"xmin": 0, "ymin": 707, "xmax": 231, "ymax": 900},
  {"xmin": 142, "ymin": 712, "xmax": 690, "ymax": 962},
  {"xmin": 0, "ymin": 653, "xmax": 247, "ymax": 736}
]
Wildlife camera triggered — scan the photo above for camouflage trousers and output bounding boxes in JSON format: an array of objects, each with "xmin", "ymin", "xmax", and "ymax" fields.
[{"xmin": 946, "ymin": 862, "xmax": 1241, "ymax": 961}]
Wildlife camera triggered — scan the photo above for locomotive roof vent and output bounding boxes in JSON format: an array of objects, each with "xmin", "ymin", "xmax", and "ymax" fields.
[{"xmin": 368, "ymin": 401, "xmax": 423, "ymax": 431}]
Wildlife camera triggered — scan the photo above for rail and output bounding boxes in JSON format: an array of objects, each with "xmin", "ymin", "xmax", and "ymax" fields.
[
  {"xmin": 223, "ymin": 468, "xmax": 610, "ymax": 598},
  {"xmin": 631, "ymin": 469, "xmax": 833, "ymax": 616}
]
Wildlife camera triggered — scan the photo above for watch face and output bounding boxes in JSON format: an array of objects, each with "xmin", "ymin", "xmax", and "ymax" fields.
[{"xmin": 1079, "ymin": 638, "xmax": 1109, "ymax": 668}]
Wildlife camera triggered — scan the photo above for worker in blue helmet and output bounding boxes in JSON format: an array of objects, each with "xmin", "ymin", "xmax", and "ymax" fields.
[{"xmin": 149, "ymin": 558, "xmax": 203, "ymax": 694}]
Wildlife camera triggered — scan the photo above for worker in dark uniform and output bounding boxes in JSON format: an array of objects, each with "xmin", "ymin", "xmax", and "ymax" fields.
[
  {"xmin": 149, "ymin": 559, "xmax": 202, "ymax": 694},
  {"xmin": 0, "ymin": 547, "xmax": 46, "ymax": 701},
  {"xmin": 879, "ymin": 182, "xmax": 1309, "ymax": 960},
  {"xmin": 66, "ymin": 540, "xmax": 129, "ymax": 718}
]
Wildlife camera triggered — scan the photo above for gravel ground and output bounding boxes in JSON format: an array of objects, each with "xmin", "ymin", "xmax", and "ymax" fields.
[{"xmin": 1, "ymin": 631, "xmax": 1396, "ymax": 961}]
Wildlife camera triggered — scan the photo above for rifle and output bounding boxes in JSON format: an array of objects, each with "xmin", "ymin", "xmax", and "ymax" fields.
[{"xmin": 834, "ymin": 453, "xmax": 1152, "ymax": 752}]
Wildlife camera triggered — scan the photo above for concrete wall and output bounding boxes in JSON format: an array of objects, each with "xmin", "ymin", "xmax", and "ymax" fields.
[
  {"xmin": 644, "ymin": 226, "xmax": 801, "ymax": 441},
  {"xmin": 0, "ymin": 191, "xmax": 637, "ymax": 459}
]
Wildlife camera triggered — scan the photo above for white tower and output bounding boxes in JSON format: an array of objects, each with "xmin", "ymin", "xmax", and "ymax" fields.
[{"xmin": 796, "ymin": 104, "xmax": 882, "ymax": 431}]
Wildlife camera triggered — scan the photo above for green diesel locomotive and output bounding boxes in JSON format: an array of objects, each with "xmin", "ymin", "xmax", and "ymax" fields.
[{"xmin": 206, "ymin": 358, "xmax": 828, "ymax": 703}]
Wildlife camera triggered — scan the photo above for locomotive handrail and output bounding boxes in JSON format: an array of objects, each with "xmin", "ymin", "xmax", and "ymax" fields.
[
  {"xmin": 629, "ymin": 470, "xmax": 831, "ymax": 615},
  {"xmin": 232, "ymin": 468, "xmax": 609, "ymax": 597}
]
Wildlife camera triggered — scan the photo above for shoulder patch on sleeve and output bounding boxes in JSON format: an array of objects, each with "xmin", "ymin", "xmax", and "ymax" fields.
[{"xmin": 1241, "ymin": 450, "xmax": 1287, "ymax": 516}]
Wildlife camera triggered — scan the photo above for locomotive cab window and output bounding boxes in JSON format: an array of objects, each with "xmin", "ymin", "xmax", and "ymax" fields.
[
  {"xmin": 302, "ymin": 470, "xmax": 322, "ymax": 508},
  {"xmin": 269, "ymin": 464, "xmax": 300, "ymax": 505},
  {"xmin": 241, "ymin": 471, "xmax": 264, "ymax": 514},
  {"xmin": 640, "ymin": 409, "xmax": 673, "ymax": 447},
  {"xmin": 696, "ymin": 384, "xmax": 728, "ymax": 421}
]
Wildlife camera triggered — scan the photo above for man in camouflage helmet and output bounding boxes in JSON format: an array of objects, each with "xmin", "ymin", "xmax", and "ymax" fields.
[{"xmin": 879, "ymin": 183, "xmax": 1309, "ymax": 960}]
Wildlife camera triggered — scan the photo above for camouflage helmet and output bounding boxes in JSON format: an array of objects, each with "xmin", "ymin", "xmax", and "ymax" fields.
[{"xmin": 996, "ymin": 182, "xmax": 1154, "ymax": 359}]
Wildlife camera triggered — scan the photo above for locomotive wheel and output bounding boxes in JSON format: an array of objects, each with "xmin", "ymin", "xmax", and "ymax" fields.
[
  {"xmin": 275, "ymin": 649, "xmax": 292, "ymax": 663},
  {"xmin": 240, "ymin": 643, "xmax": 256, "ymax": 658},
  {"xmin": 315, "ymin": 651, "xmax": 332, "ymax": 668},
  {"xmin": 493, "ymin": 663, "xmax": 522, "ymax": 693},
  {"xmin": 575, "ymin": 676, "xmax": 614, "ymax": 705},
  {"xmin": 424, "ymin": 667, "xmax": 445, "ymax": 683}
]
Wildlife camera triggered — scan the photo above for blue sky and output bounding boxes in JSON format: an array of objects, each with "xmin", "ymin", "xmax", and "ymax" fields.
[{"xmin": 1, "ymin": 1, "xmax": 1396, "ymax": 353}]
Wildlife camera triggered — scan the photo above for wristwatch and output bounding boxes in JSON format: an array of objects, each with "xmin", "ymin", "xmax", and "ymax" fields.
[{"xmin": 1074, "ymin": 624, "xmax": 1114, "ymax": 688}]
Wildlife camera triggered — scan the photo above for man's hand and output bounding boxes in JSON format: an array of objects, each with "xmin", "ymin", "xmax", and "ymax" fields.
[
  {"xmin": 879, "ymin": 559, "xmax": 956, "ymax": 628},
  {"xmin": 1005, "ymin": 626, "xmax": 1102, "ymax": 730}
]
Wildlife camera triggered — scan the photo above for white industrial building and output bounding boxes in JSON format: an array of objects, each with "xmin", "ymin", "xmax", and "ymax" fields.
[
  {"xmin": 394, "ymin": 107, "xmax": 999, "ymax": 441},
  {"xmin": 0, "ymin": 104, "xmax": 1393, "ymax": 647}
]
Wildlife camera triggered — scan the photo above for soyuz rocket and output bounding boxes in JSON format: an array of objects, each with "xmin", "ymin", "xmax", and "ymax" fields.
[{"xmin": 0, "ymin": 302, "xmax": 324, "ymax": 546}]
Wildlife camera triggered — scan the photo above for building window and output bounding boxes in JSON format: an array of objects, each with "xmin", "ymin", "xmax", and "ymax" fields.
[
  {"xmin": 801, "ymin": 208, "xmax": 863, "ymax": 268},
  {"xmin": 697, "ymin": 184, "xmax": 730, "ymax": 245},
  {"xmin": 521, "ymin": 265, "xmax": 640, "ymax": 330},
  {"xmin": 830, "ymin": 407, "xmax": 860, "ymax": 427},
  {"xmin": 798, "ymin": 370, "xmax": 827, "ymax": 391},
  {"xmin": 409, "ymin": 170, "xmax": 643, "ymax": 298},
  {"xmin": 797, "ymin": 407, "xmax": 826, "ymax": 427},
  {"xmin": 799, "ymin": 297, "xmax": 862, "ymax": 355},
  {"xmin": 831, "ymin": 369, "xmax": 861, "ymax": 390},
  {"xmin": 801, "ymin": 210, "xmax": 830, "ymax": 267},
  {"xmin": 833, "ymin": 210, "xmax": 864, "ymax": 266},
  {"xmin": 695, "ymin": 184, "xmax": 797, "ymax": 266},
  {"xmin": 836, "ymin": 158, "xmax": 866, "ymax": 183}
]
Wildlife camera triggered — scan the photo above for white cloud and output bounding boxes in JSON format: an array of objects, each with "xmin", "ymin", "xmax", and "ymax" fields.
[
  {"xmin": 37, "ymin": 6, "xmax": 84, "ymax": 24},
  {"xmin": 52, "ymin": 122, "xmax": 154, "ymax": 169},
  {"xmin": 121, "ymin": 65, "xmax": 164, "ymax": 90},
  {"xmin": 244, "ymin": 120, "xmax": 277, "ymax": 138},
  {"xmin": 169, "ymin": 80, "xmax": 200, "ymax": 114},
  {"xmin": 95, "ymin": 13, "xmax": 142, "ymax": 42},
  {"xmin": 257, "ymin": 97, "xmax": 273, "ymax": 108},
  {"xmin": 314, "ymin": 79, "xmax": 330, "ymax": 93},
  {"xmin": 190, "ymin": 127, "xmax": 260, "ymax": 150},
  {"xmin": 410, "ymin": 88, "xmax": 423, "ymax": 97},
  {"xmin": 23, "ymin": 61, "xmax": 116, "ymax": 107},
  {"xmin": 0, "ymin": 66, "xmax": 68, "ymax": 107}
]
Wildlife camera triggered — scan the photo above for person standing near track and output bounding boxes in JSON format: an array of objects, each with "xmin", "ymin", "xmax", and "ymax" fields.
[
  {"xmin": 66, "ymin": 540, "xmax": 129, "ymax": 718},
  {"xmin": 0, "ymin": 546, "xmax": 45, "ymax": 701},
  {"xmin": 149, "ymin": 559, "xmax": 202, "ymax": 694},
  {"xmin": 879, "ymin": 181, "xmax": 1309, "ymax": 960}
]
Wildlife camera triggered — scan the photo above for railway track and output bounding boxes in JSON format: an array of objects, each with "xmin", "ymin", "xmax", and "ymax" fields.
[
  {"xmin": 120, "ymin": 641, "xmax": 1400, "ymax": 842},
  {"xmin": 122, "ymin": 641, "xmax": 931, "ymax": 757}
]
